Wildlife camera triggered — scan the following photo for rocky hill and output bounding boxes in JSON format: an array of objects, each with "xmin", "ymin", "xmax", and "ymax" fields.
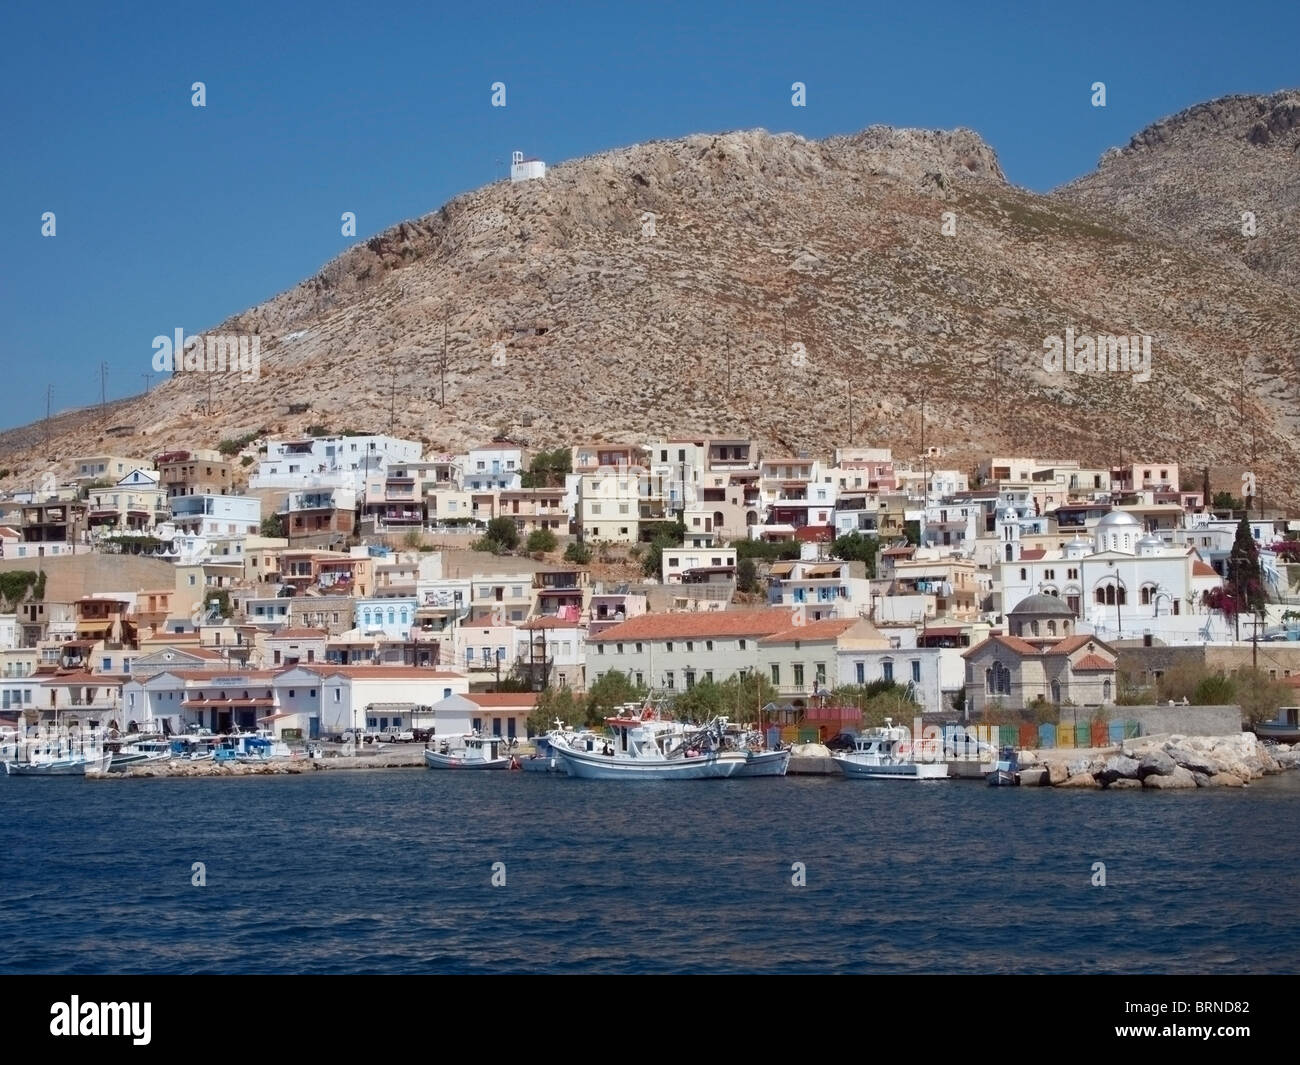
[
  {"xmin": 2, "ymin": 93, "xmax": 1298, "ymax": 507},
  {"xmin": 1058, "ymin": 90, "xmax": 1300, "ymax": 288}
]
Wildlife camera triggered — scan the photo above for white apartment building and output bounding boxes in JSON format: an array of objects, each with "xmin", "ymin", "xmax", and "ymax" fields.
[{"xmin": 251, "ymin": 435, "xmax": 423, "ymax": 492}]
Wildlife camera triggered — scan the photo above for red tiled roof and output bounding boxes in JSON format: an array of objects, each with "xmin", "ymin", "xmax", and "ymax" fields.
[
  {"xmin": 589, "ymin": 608, "xmax": 794, "ymax": 642},
  {"xmin": 1192, "ymin": 560, "xmax": 1217, "ymax": 577},
  {"xmin": 760, "ymin": 619, "xmax": 861, "ymax": 644},
  {"xmin": 1019, "ymin": 548, "xmax": 1047, "ymax": 561},
  {"xmin": 794, "ymin": 526, "xmax": 833, "ymax": 542},
  {"xmin": 1072, "ymin": 654, "xmax": 1114, "ymax": 671}
]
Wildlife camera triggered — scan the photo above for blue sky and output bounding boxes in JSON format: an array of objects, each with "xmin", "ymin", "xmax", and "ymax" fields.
[{"xmin": 1, "ymin": 0, "xmax": 1296, "ymax": 431}]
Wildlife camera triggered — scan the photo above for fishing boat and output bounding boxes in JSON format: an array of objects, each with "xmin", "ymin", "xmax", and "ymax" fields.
[
  {"xmin": 108, "ymin": 739, "xmax": 174, "ymax": 772},
  {"xmin": 831, "ymin": 719, "xmax": 949, "ymax": 781},
  {"xmin": 521, "ymin": 720, "xmax": 599, "ymax": 774},
  {"xmin": 717, "ymin": 718, "xmax": 791, "ymax": 777},
  {"xmin": 214, "ymin": 730, "xmax": 292, "ymax": 764},
  {"xmin": 424, "ymin": 733, "xmax": 512, "ymax": 769},
  {"xmin": 986, "ymin": 746, "xmax": 1020, "ymax": 786},
  {"xmin": 4, "ymin": 747, "xmax": 112, "ymax": 776},
  {"xmin": 550, "ymin": 714, "xmax": 741, "ymax": 780}
]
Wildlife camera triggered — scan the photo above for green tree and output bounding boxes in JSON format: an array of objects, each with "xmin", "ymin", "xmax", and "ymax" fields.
[
  {"xmin": 903, "ymin": 520, "xmax": 921, "ymax": 547},
  {"xmin": 527, "ymin": 686, "xmax": 586, "ymax": 736},
  {"xmin": 585, "ymin": 671, "xmax": 647, "ymax": 724},
  {"xmin": 736, "ymin": 557, "xmax": 758, "ymax": 593},
  {"xmin": 668, "ymin": 678, "xmax": 726, "ymax": 723},
  {"xmin": 1212, "ymin": 490, "xmax": 1244, "ymax": 511},
  {"xmin": 563, "ymin": 541, "xmax": 592, "ymax": 565},
  {"xmin": 1227, "ymin": 516, "xmax": 1267, "ymax": 623},
  {"xmin": 484, "ymin": 516, "xmax": 520, "ymax": 552},
  {"xmin": 719, "ymin": 672, "xmax": 779, "ymax": 724},
  {"xmin": 642, "ymin": 533, "xmax": 677, "ymax": 578},
  {"xmin": 260, "ymin": 514, "xmax": 285, "ymax": 538},
  {"xmin": 526, "ymin": 528, "xmax": 558, "ymax": 554},
  {"xmin": 1232, "ymin": 667, "xmax": 1292, "ymax": 727},
  {"xmin": 831, "ymin": 531, "xmax": 880, "ymax": 575}
]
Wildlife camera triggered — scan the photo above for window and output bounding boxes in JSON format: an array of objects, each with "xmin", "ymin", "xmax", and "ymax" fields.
[
  {"xmin": 635, "ymin": 672, "xmax": 643, "ymax": 686},
  {"xmin": 706, "ymin": 640, "xmax": 713, "ymax": 651},
  {"xmin": 597, "ymin": 644, "xmax": 604, "ymax": 655},
  {"xmin": 911, "ymin": 660, "xmax": 921, "ymax": 683},
  {"xmin": 738, "ymin": 639, "xmax": 746, "ymax": 651},
  {"xmin": 666, "ymin": 642, "xmax": 673, "ymax": 653},
  {"xmin": 686, "ymin": 641, "xmax": 694, "ymax": 653},
  {"xmin": 616, "ymin": 643, "xmax": 624, "ymax": 654},
  {"xmin": 882, "ymin": 659, "xmax": 893, "ymax": 683},
  {"xmin": 793, "ymin": 664, "xmax": 804, "ymax": 689},
  {"xmin": 635, "ymin": 643, "xmax": 643, "ymax": 654},
  {"xmin": 102, "ymin": 657, "xmax": 112, "ymax": 671},
  {"xmin": 665, "ymin": 671, "xmax": 675, "ymax": 689},
  {"xmin": 771, "ymin": 664, "xmax": 780, "ymax": 685}
]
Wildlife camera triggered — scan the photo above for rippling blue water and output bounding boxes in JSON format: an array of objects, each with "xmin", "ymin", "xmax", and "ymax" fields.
[{"xmin": 2, "ymin": 769, "xmax": 1297, "ymax": 974}]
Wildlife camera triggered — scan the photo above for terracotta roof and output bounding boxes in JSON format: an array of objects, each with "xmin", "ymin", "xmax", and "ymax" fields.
[
  {"xmin": 1019, "ymin": 548, "xmax": 1047, "ymax": 561},
  {"xmin": 520, "ymin": 617, "xmax": 580, "ymax": 630},
  {"xmin": 1050, "ymin": 634, "xmax": 1105, "ymax": 656},
  {"xmin": 882, "ymin": 546, "xmax": 914, "ymax": 556},
  {"xmin": 269, "ymin": 627, "xmax": 328, "ymax": 639},
  {"xmin": 794, "ymin": 525, "xmax": 833, "ymax": 543},
  {"xmin": 465, "ymin": 693, "xmax": 539, "ymax": 707},
  {"xmin": 589, "ymin": 608, "xmax": 795, "ymax": 642},
  {"xmin": 1192, "ymin": 560, "xmax": 1218, "ymax": 577},
  {"xmin": 962, "ymin": 634, "xmax": 1039, "ymax": 658},
  {"xmin": 1072, "ymin": 654, "xmax": 1114, "ymax": 671},
  {"xmin": 760, "ymin": 619, "xmax": 861, "ymax": 644}
]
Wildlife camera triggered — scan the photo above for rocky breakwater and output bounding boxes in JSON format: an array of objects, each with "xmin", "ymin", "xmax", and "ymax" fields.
[{"xmin": 1021, "ymin": 733, "xmax": 1298, "ymax": 790}]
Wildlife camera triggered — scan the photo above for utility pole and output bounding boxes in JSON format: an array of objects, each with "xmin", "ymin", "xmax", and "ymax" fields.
[
  {"xmin": 440, "ymin": 316, "xmax": 448, "ymax": 409},
  {"xmin": 45, "ymin": 385, "xmax": 52, "ymax": 450},
  {"xmin": 140, "ymin": 372, "xmax": 153, "ymax": 395},
  {"xmin": 389, "ymin": 363, "xmax": 397, "ymax": 433},
  {"xmin": 99, "ymin": 362, "xmax": 108, "ymax": 421}
]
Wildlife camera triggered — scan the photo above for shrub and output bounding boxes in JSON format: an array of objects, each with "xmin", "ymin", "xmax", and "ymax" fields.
[
  {"xmin": 563, "ymin": 541, "xmax": 591, "ymax": 565},
  {"xmin": 526, "ymin": 528, "xmax": 558, "ymax": 554}
]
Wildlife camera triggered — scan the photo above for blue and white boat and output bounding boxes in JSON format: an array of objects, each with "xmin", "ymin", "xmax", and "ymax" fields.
[
  {"xmin": 831, "ymin": 719, "xmax": 948, "ymax": 781},
  {"xmin": 550, "ymin": 714, "xmax": 741, "ymax": 780}
]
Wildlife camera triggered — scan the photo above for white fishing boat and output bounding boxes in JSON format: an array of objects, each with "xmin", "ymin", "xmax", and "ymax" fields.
[
  {"xmin": 522, "ymin": 720, "xmax": 599, "ymax": 774},
  {"xmin": 832, "ymin": 719, "xmax": 948, "ymax": 781},
  {"xmin": 3, "ymin": 747, "xmax": 112, "ymax": 776},
  {"xmin": 550, "ymin": 714, "xmax": 741, "ymax": 780},
  {"xmin": 424, "ymin": 733, "xmax": 512, "ymax": 770},
  {"xmin": 717, "ymin": 718, "xmax": 790, "ymax": 777},
  {"xmin": 109, "ymin": 739, "xmax": 174, "ymax": 772}
]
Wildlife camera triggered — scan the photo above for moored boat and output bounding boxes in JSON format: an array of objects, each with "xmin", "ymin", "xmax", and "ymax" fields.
[
  {"xmin": 109, "ymin": 739, "xmax": 174, "ymax": 772},
  {"xmin": 550, "ymin": 714, "xmax": 739, "ymax": 780},
  {"xmin": 831, "ymin": 719, "xmax": 948, "ymax": 781},
  {"xmin": 3, "ymin": 748, "xmax": 112, "ymax": 776},
  {"xmin": 986, "ymin": 746, "xmax": 1020, "ymax": 787},
  {"xmin": 424, "ymin": 733, "xmax": 512, "ymax": 769}
]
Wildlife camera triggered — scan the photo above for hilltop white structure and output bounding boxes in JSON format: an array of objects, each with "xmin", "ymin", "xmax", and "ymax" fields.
[{"xmin": 510, "ymin": 151, "xmax": 546, "ymax": 182}]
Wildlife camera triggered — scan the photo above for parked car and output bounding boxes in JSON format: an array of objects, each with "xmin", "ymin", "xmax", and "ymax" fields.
[
  {"xmin": 825, "ymin": 732, "xmax": 858, "ymax": 751},
  {"xmin": 381, "ymin": 725, "xmax": 415, "ymax": 743},
  {"xmin": 341, "ymin": 729, "xmax": 381, "ymax": 744}
]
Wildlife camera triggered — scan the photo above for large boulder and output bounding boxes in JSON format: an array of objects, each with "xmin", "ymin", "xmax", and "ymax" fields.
[
  {"xmin": 1207, "ymin": 772, "xmax": 1246, "ymax": 787},
  {"xmin": 1138, "ymin": 750, "xmax": 1177, "ymax": 779},
  {"xmin": 1018, "ymin": 766, "xmax": 1049, "ymax": 786},
  {"xmin": 1046, "ymin": 762, "xmax": 1069, "ymax": 785},
  {"xmin": 1058, "ymin": 771, "xmax": 1099, "ymax": 788},
  {"xmin": 1274, "ymin": 749, "xmax": 1300, "ymax": 769},
  {"xmin": 1165, "ymin": 746, "xmax": 1217, "ymax": 776},
  {"xmin": 1108, "ymin": 778, "xmax": 1142, "ymax": 789},
  {"xmin": 1097, "ymin": 755, "xmax": 1141, "ymax": 785},
  {"xmin": 1143, "ymin": 765, "xmax": 1197, "ymax": 789}
]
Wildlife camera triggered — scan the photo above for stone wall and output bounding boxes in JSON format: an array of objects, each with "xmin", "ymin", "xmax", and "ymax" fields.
[{"xmin": 1116, "ymin": 703, "xmax": 1241, "ymax": 736}]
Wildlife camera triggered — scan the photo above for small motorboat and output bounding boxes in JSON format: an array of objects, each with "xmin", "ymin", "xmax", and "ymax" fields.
[
  {"xmin": 832, "ymin": 719, "xmax": 948, "ymax": 781},
  {"xmin": 987, "ymin": 746, "xmax": 1021, "ymax": 787},
  {"xmin": 424, "ymin": 733, "xmax": 512, "ymax": 770}
]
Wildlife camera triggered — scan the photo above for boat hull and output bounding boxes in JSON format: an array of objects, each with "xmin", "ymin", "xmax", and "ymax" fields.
[
  {"xmin": 4, "ymin": 751, "xmax": 112, "ymax": 776},
  {"xmin": 833, "ymin": 755, "xmax": 949, "ymax": 780},
  {"xmin": 986, "ymin": 769, "xmax": 1020, "ymax": 786},
  {"xmin": 424, "ymin": 749, "xmax": 510, "ymax": 770},
  {"xmin": 552, "ymin": 745, "xmax": 740, "ymax": 780},
  {"xmin": 731, "ymin": 749, "xmax": 791, "ymax": 777}
]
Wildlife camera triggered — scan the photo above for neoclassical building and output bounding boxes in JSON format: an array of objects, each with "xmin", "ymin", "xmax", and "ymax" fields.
[{"xmin": 963, "ymin": 594, "xmax": 1118, "ymax": 714}]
